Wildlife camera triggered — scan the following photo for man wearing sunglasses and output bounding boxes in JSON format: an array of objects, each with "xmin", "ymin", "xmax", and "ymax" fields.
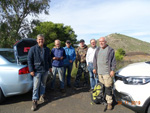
[{"xmin": 63, "ymin": 40, "xmax": 76, "ymax": 88}]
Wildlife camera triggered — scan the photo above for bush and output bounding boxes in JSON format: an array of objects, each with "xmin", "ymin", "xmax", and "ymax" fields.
[
  {"xmin": 117, "ymin": 48, "xmax": 126, "ymax": 56},
  {"xmin": 115, "ymin": 52, "xmax": 124, "ymax": 61},
  {"xmin": 115, "ymin": 48, "xmax": 126, "ymax": 61}
]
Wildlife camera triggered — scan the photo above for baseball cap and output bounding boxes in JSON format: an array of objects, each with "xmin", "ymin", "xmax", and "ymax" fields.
[
  {"xmin": 66, "ymin": 40, "xmax": 71, "ymax": 43},
  {"xmin": 79, "ymin": 39, "xmax": 85, "ymax": 43}
]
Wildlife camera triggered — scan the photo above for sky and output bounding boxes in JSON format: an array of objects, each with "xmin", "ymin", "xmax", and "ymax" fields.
[{"xmin": 37, "ymin": 0, "xmax": 150, "ymax": 44}]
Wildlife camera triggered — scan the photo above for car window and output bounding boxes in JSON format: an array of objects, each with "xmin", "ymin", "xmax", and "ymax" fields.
[{"xmin": 0, "ymin": 51, "xmax": 16, "ymax": 63}]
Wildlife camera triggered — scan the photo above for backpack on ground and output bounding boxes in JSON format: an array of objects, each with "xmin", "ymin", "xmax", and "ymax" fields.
[{"xmin": 91, "ymin": 82, "xmax": 106, "ymax": 104}]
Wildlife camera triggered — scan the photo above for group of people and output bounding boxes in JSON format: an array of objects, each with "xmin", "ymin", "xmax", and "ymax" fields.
[{"xmin": 27, "ymin": 34, "xmax": 116, "ymax": 111}]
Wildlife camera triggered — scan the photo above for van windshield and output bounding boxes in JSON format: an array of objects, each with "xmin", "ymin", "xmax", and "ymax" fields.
[{"xmin": 0, "ymin": 51, "xmax": 16, "ymax": 63}]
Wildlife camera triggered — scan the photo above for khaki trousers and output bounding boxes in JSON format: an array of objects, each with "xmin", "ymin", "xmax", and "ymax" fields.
[{"xmin": 99, "ymin": 74, "xmax": 113, "ymax": 104}]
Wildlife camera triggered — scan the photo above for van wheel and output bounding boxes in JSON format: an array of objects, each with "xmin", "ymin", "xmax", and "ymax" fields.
[{"xmin": 0, "ymin": 88, "xmax": 5, "ymax": 104}]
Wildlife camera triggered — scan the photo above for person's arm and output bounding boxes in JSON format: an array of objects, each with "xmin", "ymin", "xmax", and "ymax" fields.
[
  {"xmin": 75, "ymin": 48, "xmax": 79, "ymax": 68},
  {"xmin": 63, "ymin": 48, "xmax": 66, "ymax": 59},
  {"xmin": 86, "ymin": 48, "xmax": 90, "ymax": 66},
  {"xmin": 27, "ymin": 47, "xmax": 34, "ymax": 76},
  {"xmin": 51, "ymin": 48, "xmax": 59, "ymax": 60},
  {"xmin": 48, "ymin": 48, "xmax": 52, "ymax": 70},
  {"xmin": 93, "ymin": 48, "xmax": 98, "ymax": 74},
  {"xmin": 110, "ymin": 50, "xmax": 116, "ymax": 77},
  {"xmin": 71, "ymin": 48, "xmax": 76, "ymax": 62}
]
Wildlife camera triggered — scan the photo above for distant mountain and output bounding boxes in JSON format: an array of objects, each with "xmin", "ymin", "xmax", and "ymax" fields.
[{"xmin": 96, "ymin": 33, "xmax": 150, "ymax": 54}]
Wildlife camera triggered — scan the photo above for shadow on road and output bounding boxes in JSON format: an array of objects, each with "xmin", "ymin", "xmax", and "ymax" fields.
[{"xmin": 0, "ymin": 77, "xmax": 118, "ymax": 112}]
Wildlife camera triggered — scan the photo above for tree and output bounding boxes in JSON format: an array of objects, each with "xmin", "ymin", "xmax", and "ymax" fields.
[
  {"xmin": 29, "ymin": 21, "xmax": 78, "ymax": 49},
  {"xmin": 0, "ymin": 0, "xmax": 50, "ymax": 48}
]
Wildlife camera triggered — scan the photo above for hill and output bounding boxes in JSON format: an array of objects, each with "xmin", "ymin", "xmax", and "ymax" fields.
[{"xmin": 96, "ymin": 33, "xmax": 150, "ymax": 54}]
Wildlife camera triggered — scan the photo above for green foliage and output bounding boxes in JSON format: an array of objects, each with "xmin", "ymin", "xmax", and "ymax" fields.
[
  {"xmin": 117, "ymin": 48, "xmax": 126, "ymax": 56},
  {"xmin": 71, "ymin": 63, "xmax": 78, "ymax": 78},
  {"xmin": 115, "ymin": 52, "xmax": 124, "ymax": 61},
  {"xmin": 0, "ymin": 0, "xmax": 50, "ymax": 48},
  {"xmin": 29, "ymin": 21, "xmax": 77, "ymax": 50},
  {"xmin": 115, "ymin": 48, "xmax": 126, "ymax": 61}
]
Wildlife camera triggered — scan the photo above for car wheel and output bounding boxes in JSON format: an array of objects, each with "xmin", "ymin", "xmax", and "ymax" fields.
[
  {"xmin": 0, "ymin": 87, "xmax": 5, "ymax": 104},
  {"xmin": 147, "ymin": 105, "xmax": 150, "ymax": 113}
]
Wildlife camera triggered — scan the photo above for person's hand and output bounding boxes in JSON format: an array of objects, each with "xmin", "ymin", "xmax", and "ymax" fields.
[
  {"xmin": 110, "ymin": 71, "xmax": 115, "ymax": 77},
  {"xmin": 93, "ymin": 69, "xmax": 96, "ymax": 74},
  {"xmin": 30, "ymin": 71, "xmax": 35, "ymax": 76},
  {"xmin": 53, "ymin": 57, "xmax": 59, "ymax": 60},
  {"xmin": 49, "ymin": 68, "xmax": 52, "ymax": 73},
  {"xmin": 60, "ymin": 57, "xmax": 63, "ymax": 60},
  {"xmin": 69, "ymin": 60, "xmax": 73, "ymax": 63}
]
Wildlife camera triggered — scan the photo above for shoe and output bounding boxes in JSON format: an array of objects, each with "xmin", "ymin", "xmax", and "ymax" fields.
[
  {"xmin": 107, "ymin": 103, "xmax": 112, "ymax": 110},
  {"xmin": 60, "ymin": 89, "xmax": 65, "ymax": 93},
  {"xmin": 39, "ymin": 95, "xmax": 47, "ymax": 103},
  {"xmin": 31, "ymin": 100, "xmax": 37, "ymax": 111}
]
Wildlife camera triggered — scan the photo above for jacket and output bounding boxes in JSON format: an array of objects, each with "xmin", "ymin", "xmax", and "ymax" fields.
[
  {"xmin": 93, "ymin": 45, "xmax": 116, "ymax": 74},
  {"xmin": 75, "ymin": 44, "xmax": 88, "ymax": 65},
  {"xmin": 27, "ymin": 44, "xmax": 52, "ymax": 73},
  {"xmin": 51, "ymin": 47, "xmax": 66, "ymax": 67},
  {"xmin": 63, "ymin": 46, "xmax": 76, "ymax": 66}
]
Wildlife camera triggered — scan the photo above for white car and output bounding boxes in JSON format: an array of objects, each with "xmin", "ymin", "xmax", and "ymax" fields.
[{"xmin": 114, "ymin": 61, "xmax": 150, "ymax": 113}]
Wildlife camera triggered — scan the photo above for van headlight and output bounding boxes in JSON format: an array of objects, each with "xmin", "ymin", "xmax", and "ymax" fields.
[{"xmin": 123, "ymin": 77, "xmax": 150, "ymax": 85}]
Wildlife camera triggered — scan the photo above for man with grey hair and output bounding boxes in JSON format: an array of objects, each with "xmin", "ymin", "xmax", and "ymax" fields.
[
  {"xmin": 28, "ymin": 34, "xmax": 52, "ymax": 111},
  {"xmin": 50, "ymin": 39, "xmax": 66, "ymax": 92},
  {"xmin": 93, "ymin": 37, "xmax": 116, "ymax": 110},
  {"xmin": 86, "ymin": 39, "xmax": 98, "ymax": 91}
]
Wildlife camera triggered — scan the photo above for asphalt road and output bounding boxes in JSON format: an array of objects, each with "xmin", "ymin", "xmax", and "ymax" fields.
[{"xmin": 0, "ymin": 80, "xmax": 134, "ymax": 113}]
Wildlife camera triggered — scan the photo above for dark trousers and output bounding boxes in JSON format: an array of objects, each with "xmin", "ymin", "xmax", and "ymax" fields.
[
  {"xmin": 63, "ymin": 63, "xmax": 73, "ymax": 86},
  {"xmin": 74, "ymin": 62, "xmax": 89, "ymax": 86}
]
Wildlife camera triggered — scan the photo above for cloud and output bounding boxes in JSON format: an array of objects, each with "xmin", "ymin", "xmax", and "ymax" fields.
[{"xmin": 37, "ymin": 0, "xmax": 150, "ymax": 44}]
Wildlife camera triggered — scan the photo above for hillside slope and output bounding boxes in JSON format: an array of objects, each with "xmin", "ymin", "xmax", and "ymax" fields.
[{"xmin": 99, "ymin": 33, "xmax": 150, "ymax": 54}]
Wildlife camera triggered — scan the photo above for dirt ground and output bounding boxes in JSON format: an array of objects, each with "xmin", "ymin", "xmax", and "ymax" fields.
[
  {"xmin": 124, "ymin": 55, "xmax": 150, "ymax": 62},
  {"xmin": 0, "ymin": 78, "xmax": 134, "ymax": 113}
]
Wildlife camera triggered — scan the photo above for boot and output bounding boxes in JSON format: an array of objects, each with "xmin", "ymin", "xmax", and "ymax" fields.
[
  {"xmin": 107, "ymin": 103, "xmax": 112, "ymax": 110},
  {"xmin": 31, "ymin": 100, "xmax": 37, "ymax": 111},
  {"xmin": 39, "ymin": 95, "xmax": 47, "ymax": 102}
]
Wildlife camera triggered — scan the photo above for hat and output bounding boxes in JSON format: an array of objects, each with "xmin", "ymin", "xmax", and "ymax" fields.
[
  {"xmin": 66, "ymin": 40, "xmax": 71, "ymax": 43},
  {"xmin": 79, "ymin": 39, "xmax": 85, "ymax": 43}
]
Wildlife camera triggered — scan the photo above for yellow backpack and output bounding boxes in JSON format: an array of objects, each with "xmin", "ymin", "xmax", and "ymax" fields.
[{"xmin": 91, "ymin": 83, "xmax": 106, "ymax": 104}]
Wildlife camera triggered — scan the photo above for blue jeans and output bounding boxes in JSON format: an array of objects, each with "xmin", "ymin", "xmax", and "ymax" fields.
[
  {"xmin": 51, "ymin": 67, "xmax": 64, "ymax": 89},
  {"xmin": 63, "ymin": 63, "xmax": 73, "ymax": 86},
  {"xmin": 87, "ymin": 63, "xmax": 98, "ymax": 89},
  {"xmin": 32, "ymin": 72, "xmax": 48, "ymax": 100}
]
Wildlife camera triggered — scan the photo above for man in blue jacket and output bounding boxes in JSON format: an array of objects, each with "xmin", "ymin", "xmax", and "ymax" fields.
[
  {"xmin": 63, "ymin": 40, "xmax": 76, "ymax": 87},
  {"xmin": 28, "ymin": 34, "xmax": 52, "ymax": 111},
  {"xmin": 51, "ymin": 39, "xmax": 66, "ymax": 92}
]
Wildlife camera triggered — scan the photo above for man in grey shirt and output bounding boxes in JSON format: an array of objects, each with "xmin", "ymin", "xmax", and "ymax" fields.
[{"xmin": 93, "ymin": 37, "xmax": 116, "ymax": 110}]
